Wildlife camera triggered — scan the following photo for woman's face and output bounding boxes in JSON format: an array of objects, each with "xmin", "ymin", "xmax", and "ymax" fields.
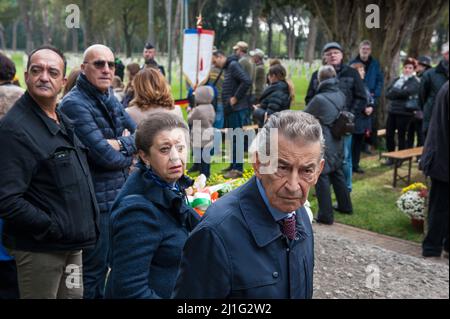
[
  {"xmin": 140, "ymin": 128, "xmax": 188, "ymax": 184},
  {"xmin": 403, "ymin": 64, "xmax": 415, "ymax": 76},
  {"xmin": 357, "ymin": 67, "xmax": 365, "ymax": 80},
  {"xmin": 269, "ymin": 74, "xmax": 278, "ymax": 84}
]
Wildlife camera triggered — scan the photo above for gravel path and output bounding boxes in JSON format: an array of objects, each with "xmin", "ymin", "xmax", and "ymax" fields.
[{"xmin": 313, "ymin": 225, "xmax": 449, "ymax": 299}]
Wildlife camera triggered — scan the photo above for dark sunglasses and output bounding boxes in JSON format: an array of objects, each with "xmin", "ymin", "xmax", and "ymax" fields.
[{"xmin": 84, "ymin": 60, "xmax": 115, "ymax": 69}]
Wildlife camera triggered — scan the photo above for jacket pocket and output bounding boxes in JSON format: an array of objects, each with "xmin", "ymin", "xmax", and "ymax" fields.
[{"xmin": 49, "ymin": 147, "xmax": 80, "ymax": 190}]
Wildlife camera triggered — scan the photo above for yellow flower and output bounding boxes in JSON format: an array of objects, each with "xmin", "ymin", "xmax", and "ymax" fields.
[{"xmin": 401, "ymin": 182, "xmax": 427, "ymax": 194}]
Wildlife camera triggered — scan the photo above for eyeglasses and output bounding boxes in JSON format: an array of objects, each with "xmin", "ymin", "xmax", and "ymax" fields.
[{"xmin": 83, "ymin": 60, "xmax": 115, "ymax": 70}]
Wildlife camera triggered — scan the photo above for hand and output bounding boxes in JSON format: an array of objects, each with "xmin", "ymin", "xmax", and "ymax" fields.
[
  {"xmin": 107, "ymin": 139, "xmax": 121, "ymax": 151},
  {"xmin": 253, "ymin": 104, "xmax": 260, "ymax": 110},
  {"xmin": 122, "ymin": 129, "xmax": 130, "ymax": 137},
  {"xmin": 365, "ymin": 106, "xmax": 374, "ymax": 116},
  {"xmin": 230, "ymin": 97, "xmax": 237, "ymax": 106}
]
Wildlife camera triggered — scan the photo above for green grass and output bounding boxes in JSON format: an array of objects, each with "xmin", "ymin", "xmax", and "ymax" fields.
[{"xmin": 308, "ymin": 155, "xmax": 426, "ymax": 243}]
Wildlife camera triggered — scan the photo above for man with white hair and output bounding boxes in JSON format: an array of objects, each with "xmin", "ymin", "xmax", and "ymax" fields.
[
  {"xmin": 174, "ymin": 110, "xmax": 324, "ymax": 299},
  {"xmin": 420, "ymin": 42, "xmax": 449, "ymax": 138},
  {"xmin": 59, "ymin": 44, "xmax": 137, "ymax": 299}
]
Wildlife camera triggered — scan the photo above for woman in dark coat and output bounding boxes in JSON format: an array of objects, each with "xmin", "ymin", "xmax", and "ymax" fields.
[
  {"xmin": 305, "ymin": 66, "xmax": 353, "ymax": 225},
  {"xmin": 384, "ymin": 58, "xmax": 420, "ymax": 164},
  {"xmin": 350, "ymin": 62, "xmax": 375, "ymax": 174},
  {"xmin": 105, "ymin": 112, "xmax": 199, "ymax": 299},
  {"xmin": 253, "ymin": 64, "xmax": 293, "ymax": 127}
]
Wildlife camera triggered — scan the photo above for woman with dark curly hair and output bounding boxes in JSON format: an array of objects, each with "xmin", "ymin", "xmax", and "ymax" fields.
[
  {"xmin": 0, "ymin": 53, "xmax": 24, "ymax": 119},
  {"xmin": 126, "ymin": 68, "xmax": 183, "ymax": 125}
]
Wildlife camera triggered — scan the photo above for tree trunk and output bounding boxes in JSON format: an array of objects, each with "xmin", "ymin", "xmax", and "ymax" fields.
[
  {"xmin": 147, "ymin": 0, "xmax": 155, "ymax": 44},
  {"xmin": 287, "ymin": 31, "xmax": 296, "ymax": 59},
  {"xmin": 0, "ymin": 23, "xmax": 6, "ymax": 50},
  {"xmin": 407, "ymin": 0, "xmax": 448, "ymax": 58},
  {"xmin": 267, "ymin": 17, "xmax": 273, "ymax": 57},
  {"xmin": 304, "ymin": 16, "xmax": 318, "ymax": 62},
  {"xmin": 166, "ymin": 0, "xmax": 173, "ymax": 83},
  {"xmin": 172, "ymin": 0, "xmax": 182, "ymax": 59},
  {"xmin": 18, "ymin": 0, "xmax": 36, "ymax": 53},
  {"xmin": 72, "ymin": 29, "xmax": 78, "ymax": 53},
  {"xmin": 41, "ymin": 0, "xmax": 52, "ymax": 45},
  {"xmin": 12, "ymin": 19, "xmax": 19, "ymax": 51},
  {"xmin": 250, "ymin": 0, "xmax": 262, "ymax": 49},
  {"xmin": 82, "ymin": 0, "xmax": 93, "ymax": 49}
]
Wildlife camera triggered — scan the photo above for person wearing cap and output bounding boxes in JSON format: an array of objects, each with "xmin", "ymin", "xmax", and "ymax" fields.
[
  {"xmin": 233, "ymin": 41, "xmax": 255, "ymax": 125},
  {"xmin": 384, "ymin": 57, "xmax": 420, "ymax": 165},
  {"xmin": 250, "ymin": 48, "xmax": 266, "ymax": 102},
  {"xmin": 406, "ymin": 56, "xmax": 432, "ymax": 149},
  {"xmin": 350, "ymin": 40, "xmax": 384, "ymax": 155},
  {"xmin": 419, "ymin": 42, "xmax": 449, "ymax": 138},
  {"xmin": 305, "ymin": 42, "xmax": 367, "ymax": 193},
  {"xmin": 416, "ymin": 56, "xmax": 432, "ymax": 77},
  {"xmin": 142, "ymin": 42, "xmax": 166, "ymax": 76}
]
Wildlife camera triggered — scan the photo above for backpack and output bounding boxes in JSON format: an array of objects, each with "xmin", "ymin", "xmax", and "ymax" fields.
[{"xmin": 322, "ymin": 94, "xmax": 355, "ymax": 139}]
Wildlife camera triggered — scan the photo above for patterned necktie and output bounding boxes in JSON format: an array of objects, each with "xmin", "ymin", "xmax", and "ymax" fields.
[{"xmin": 281, "ymin": 213, "xmax": 297, "ymax": 240}]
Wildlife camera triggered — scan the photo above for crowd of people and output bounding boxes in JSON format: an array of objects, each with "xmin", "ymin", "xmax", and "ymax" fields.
[{"xmin": 0, "ymin": 36, "xmax": 448, "ymax": 299}]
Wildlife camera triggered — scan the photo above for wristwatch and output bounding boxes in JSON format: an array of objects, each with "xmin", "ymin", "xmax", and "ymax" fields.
[{"xmin": 116, "ymin": 139, "xmax": 125, "ymax": 152}]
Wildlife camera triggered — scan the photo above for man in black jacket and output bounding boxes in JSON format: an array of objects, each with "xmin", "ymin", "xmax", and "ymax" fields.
[
  {"xmin": 0, "ymin": 46, "xmax": 99, "ymax": 298},
  {"xmin": 420, "ymin": 42, "xmax": 449, "ymax": 138},
  {"xmin": 305, "ymin": 42, "xmax": 367, "ymax": 193},
  {"xmin": 420, "ymin": 81, "xmax": 449, "ymax": 258},
  {"xmin": 213, "ymin": 50, "xmax": 252, "ymax": 179}
]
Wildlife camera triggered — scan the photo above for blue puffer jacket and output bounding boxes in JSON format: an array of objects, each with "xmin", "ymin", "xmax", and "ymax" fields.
[{"xmin": 59, "ymin": 74, "xmax": 137, "ymax": 214}]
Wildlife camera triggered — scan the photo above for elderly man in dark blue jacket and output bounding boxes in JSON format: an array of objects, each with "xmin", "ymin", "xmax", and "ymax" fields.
[
  {"xmin": 59, "ymin": 44, "xmax": 136, "ymax": 299},
  {"xmin": 173, "ymin": 110, "xmax": 324, "ymax": 299},
  {"xmin": 212, "ymin": 50, "xmax": 252, "ymax": 179}
]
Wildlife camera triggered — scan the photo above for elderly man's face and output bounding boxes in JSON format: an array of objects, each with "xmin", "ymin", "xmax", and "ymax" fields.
[
  {"xmin": 82, "ymin": 47, "xmax": 115, "ymax": 93},
  {"xmin": 443, "ymin": 51, "xmax": 449, "ymax": 62},
  {"xmin": 324, "ymin": 49, "xmax": 343, "ymax": 67},
  {"xmin": 359, "ymin": 45, "xmax": 371, "ymax": 60},
  {"xmin": 254, "ymin": 134, "xmax": 324, "ymax": 213},
  {"xmin": 25, "ymin": 49, "xmax": 66, "ymax": 101}
]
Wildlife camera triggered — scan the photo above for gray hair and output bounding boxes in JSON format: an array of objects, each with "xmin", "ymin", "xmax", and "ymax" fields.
[
  {"xmin": 318, "ymin": 65, "xmax": 337, "ymax": 83},
  {"xmin": 250, "ymin": 110, "xmax": 325, "ymax": 163},
  {"xmin": 359, "ymin": 40, "xmax": 372, "ymax": 48}
]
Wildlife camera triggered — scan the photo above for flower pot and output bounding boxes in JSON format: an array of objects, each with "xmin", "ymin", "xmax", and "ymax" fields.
[{"xmin": 411, "ymin": 218, "xmax": 424, "ymax": 233}]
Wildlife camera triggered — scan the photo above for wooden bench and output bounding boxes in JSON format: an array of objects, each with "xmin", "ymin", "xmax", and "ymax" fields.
[
  {"xmin": 377, "ymin": 129, "xmax": 386, "ymax": 137},
  {"xmin": 381, "ymin": 147, "xmax": 423, "ymax": 188}
]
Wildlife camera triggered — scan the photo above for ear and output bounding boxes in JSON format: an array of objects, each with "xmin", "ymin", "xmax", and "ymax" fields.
[
  {"xmin": 313, "ymin": 159, "xmax": 325, "ymax": 184},
  {"xmin": 252, "ymin": 152, "xmax": 262, "ymax": 179},
  {"xmin": 138, "ymin": 149, "xmax": 150, "ymax": 166}
]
